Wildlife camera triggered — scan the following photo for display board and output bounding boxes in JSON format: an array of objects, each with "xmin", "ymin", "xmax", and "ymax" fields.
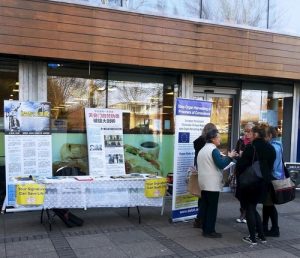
[
  {"xmin": 171, "ymin": 98, "xmax": 212, "ymax": 222},
  {"xmin": 85, "ymin": 108, "xmax": 125, "ymax": 176},
  {"xmin": 285, "ymin": 162, "xmax": 300, "ymax": 188},
  {"xmin": 4, "ymin": 100, "xmax": 52, "ymax": 207}
]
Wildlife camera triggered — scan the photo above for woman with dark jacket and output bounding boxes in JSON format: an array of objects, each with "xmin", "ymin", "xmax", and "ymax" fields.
[
  {"xmin": 193, "ymin": 123, "xmax": 217, "ymax": 228},
  {"xmin": 234, "ymin": 122, "xmax": 254, "ymax": 223},
  {"xmin": 236, "ymin": 123, "xmax": 276, "ymax": 245}
]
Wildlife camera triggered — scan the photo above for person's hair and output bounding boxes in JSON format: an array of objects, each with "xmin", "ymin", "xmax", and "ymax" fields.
[
  {"xmin": 252, "ymin": 122, "xmax": 269, "ymax": 139},
  {"xmin": 206, "ymin": 129, "xmax": 219, "ymax": 143},
  {"xmin": 201, "ymin": 123, "xmax": 217, "ymax": 136},
  {"xmin": 244, "ymin": 122, "xmax": 255, "ymax": 130},
  {"xmin": 267, "ymin": 126, "xmax": 278, "ymax": 139}
]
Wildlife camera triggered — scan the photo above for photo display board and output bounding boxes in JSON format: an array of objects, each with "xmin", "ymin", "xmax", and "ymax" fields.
[{"xmin": 85, "ymin": 108, "xmax": 125, "ymax": 176}]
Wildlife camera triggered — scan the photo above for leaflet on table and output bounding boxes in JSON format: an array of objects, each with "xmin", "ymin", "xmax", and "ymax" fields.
[
  {"xmin": 85, "ymin": 108, "xmax": 125, "ymax": 177},
  {"xmin": 4, "ymin": 100, "xmax": 52, "ymax": 207},
  {"xmin": 171, "ymin": 98, "xmax": 212, "ymax": 222}
]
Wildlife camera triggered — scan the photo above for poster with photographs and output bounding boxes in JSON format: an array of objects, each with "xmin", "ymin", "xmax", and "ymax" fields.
[
  {"xmin": 85, "ymin": 108, "xmax": 125, "ymax": 176},
  {"xmin": 4, "ymin": 100, "xmax": 52, "ymax": 206}
]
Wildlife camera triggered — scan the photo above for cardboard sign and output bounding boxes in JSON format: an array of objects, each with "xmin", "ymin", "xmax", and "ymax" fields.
[
  {"xmin": 144, "ymin": 178, "xmax": 167, "ymax": 198},
  {"xmin": 16, "ymin": 184, "xmax": 46, "ymax": 205}
]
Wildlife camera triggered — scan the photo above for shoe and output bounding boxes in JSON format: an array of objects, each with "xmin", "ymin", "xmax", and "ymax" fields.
[
  {"xmin": 193, "ymin": 219, "xmax": 202, "ymax": 228},
  {"xmin": 202, "ymin": 232, "xmax": 222, "ymax": 238},
  {"xmin": 255, "ymin": 235, "xmax": 267, "ymax": 244},
  {"xmin": 265, "ymin": 227, "xmax": 280, "ymax": 237},
  {"xmin": 236, "ymin": 218, "xmax": 247, "ymax": 223},
  {"xmin": 242, "ymin": 236, "xmax": 257, "ymax": 245}
]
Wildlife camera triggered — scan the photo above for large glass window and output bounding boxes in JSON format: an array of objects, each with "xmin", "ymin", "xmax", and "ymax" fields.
[
  {"xmin": 51, "ymin": 0, "xmax": 296, "ymax": 35},
  {"xmin": 240, "ymin": 83, "xmax": 293, "ymax": 159},
  {"xmin": 47, "ymin": 62, "xmax": 178, "ymax": 176},
  {"xmin": 0, "ymin": 56, "xmax": 18, "ymax": 201}
]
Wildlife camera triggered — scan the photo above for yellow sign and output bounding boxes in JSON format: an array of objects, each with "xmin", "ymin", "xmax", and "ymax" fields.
[
  {"xmin": 144, "ymin": 178, "xmax": 167, "ymax": 198},
  {"xmin": 16, "ymin": 184, "xmax": 46, "ymax": 205}
]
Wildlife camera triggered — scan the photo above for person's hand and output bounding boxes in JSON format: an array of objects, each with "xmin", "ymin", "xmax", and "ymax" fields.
[{"xmin": 228, "ymin": 150, "xmax": 238, "ymax": 158}]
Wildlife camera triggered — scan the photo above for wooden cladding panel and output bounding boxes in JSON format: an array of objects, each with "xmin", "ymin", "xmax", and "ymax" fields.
[{"xmin": 0, "ymin": 0, "xmax": 300, "ymax": 79}]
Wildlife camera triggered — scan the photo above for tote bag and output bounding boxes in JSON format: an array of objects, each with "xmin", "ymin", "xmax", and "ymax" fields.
[
  {"xmin": 187, "ymin": 166, "xmax": 201, "ymax": 197},
  {"xmin": 272, "ymin": 177, "xmax": 296, "ymax": 204}
]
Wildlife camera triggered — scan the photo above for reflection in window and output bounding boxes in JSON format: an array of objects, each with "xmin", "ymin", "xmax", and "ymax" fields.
[
  {"xmin": 240, "ymin": 90, "xmax": 293, "ymax": 135},
  {"xmin": 48, "ymin": 76, "xmax": 106, "ymax": 132},
  {"xmin": 203, "ymin": 0, "xmax": 268, "ymax": 28},
  {"xmin": 108, "ymin": 80, "xmax": 174, "ymax": 134},
  {"xmin": 124, "ymin": 0, "xmax": 201, "ymax": 19}
]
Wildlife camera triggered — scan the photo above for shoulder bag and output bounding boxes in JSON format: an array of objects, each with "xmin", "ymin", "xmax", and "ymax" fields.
[
  {"xmin": 187, "ymin": 166, "xmax": 201, "ymax": 197},
  {"xmin": 239, "ymin": 146, "xmax": 263, "ymax": 189},
  {"xmin": 271, "ymin": 156, "xmax": 296, "ymax": 204}
]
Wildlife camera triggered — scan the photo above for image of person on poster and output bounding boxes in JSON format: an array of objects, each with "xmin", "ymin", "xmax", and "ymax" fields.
[{"xmin": 6, "ymin": 103, "xmax": 21, "ymax": 132}]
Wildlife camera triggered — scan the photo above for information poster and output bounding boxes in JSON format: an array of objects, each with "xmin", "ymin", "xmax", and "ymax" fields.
[
  {"xmin": 4, "ymin": 100, "xmax": 52, "ymax": 206},
  {"xmin": 285, "ymin": 163, "xmax": 300, "ymax": 188},
  {"xmin": 85, "ymin": 108, "xmax": 125, "ymax": 176},
  {"xmin": 172, "ymin": 98, "xmax": 212, "ymax": 222}
]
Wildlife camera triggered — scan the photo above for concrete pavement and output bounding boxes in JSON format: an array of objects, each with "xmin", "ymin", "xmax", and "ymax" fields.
[{"xmin": 0, "ymin": 192, "xmax": 299, "ymax": 258}]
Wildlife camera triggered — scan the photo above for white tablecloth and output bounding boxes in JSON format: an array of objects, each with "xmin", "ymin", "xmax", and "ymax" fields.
[{"xmin": 40, "ymin": 177, "xmax": 163, "ymax": 209}]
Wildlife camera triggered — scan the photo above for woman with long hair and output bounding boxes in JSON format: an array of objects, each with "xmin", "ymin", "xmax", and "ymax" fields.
[
  {"xmin": 234, "ymin": 122, "xmax": 254, "ymax": 223},
  {"xmin": 236, "ymin": 123, "xmax": 275, "ymax": 245},
  {"xmin": 263, "ymin": 126, "xmax": 285, "ymax": 237}
]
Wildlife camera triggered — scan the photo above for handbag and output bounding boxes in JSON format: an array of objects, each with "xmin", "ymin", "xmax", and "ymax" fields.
[
  {"xmin": 271, "ymin": 161, "xmax": 296, "ymax": 204},
  {"xmin": 239, "ymin": 146, "xmax": 263, "ymax": 189},
  {"xmin": 187, "ymin": 166, "xmax": 201, "ymax": 197}
]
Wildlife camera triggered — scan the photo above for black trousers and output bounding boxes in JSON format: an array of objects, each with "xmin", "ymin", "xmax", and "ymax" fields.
[
  {"xmin": 201, "ymin": 190, "xmax": 220, "ymax": 234},
  {"xmin": 196, "ymin": 197, "xmax": 202, "ymax": 219},
  {"xmin": 263, "ymin": 205, "xmax": 279, "ymax": 229},
  {"xmin": 245, "ymin": 202, "xmax": 264, "ymax": 241}
]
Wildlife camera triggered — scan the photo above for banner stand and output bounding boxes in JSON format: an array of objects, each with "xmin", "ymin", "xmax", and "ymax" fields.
[{"xmin": 171, "ymin": 98, "xmax": 212, "ymax": 222}]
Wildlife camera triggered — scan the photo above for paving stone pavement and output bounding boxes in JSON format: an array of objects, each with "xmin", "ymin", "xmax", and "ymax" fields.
[{"xmin": 0, "ymin": 191, "xmax": 299, "ymax": 258}]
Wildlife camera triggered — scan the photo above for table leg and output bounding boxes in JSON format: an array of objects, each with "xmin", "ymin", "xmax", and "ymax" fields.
[
  {"xmin": 136, "ymin": 206, "xmax": 141, "ymax": 224},
  {"xmin": 40, "ymin": 208, "xmax": 44, "ymax": 224},
  {"xmin": 45, "ymin": 208, "xmax": 52, "ymax": 231}
]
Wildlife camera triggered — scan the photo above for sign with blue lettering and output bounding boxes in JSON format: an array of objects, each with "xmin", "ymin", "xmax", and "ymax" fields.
[{"xmin": 171, "ymin": 98, "xmax": 212, "ymax": 222}]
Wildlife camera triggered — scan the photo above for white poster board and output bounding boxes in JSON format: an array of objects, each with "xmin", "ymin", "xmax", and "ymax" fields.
[
  {"xmin": 172, "ymin": 98, "xmax": 212, "ymax": 222},
  {"xmin": 4, "ymin": 100, "xmax": 52, "ymax": 207},
  {"xmin": 85, "ymin": 108, "xmax": 125, "ymax": 176}
]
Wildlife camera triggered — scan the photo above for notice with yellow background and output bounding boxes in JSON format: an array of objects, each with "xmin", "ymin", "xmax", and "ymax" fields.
[
  {"xmin": 144, "ymin": 178, "xmax": 167, "ymax": 197},
  {"xmin": 16, "ymin": 184, "xmax": 46, "ymax": 205}
]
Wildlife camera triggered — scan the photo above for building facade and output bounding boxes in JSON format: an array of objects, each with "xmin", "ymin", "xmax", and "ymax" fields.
[{"xmin": 0, "ymin": 0, "xmax": 300, "ymax": 179}]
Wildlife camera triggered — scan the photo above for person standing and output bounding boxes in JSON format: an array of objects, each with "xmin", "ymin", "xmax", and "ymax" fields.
[
  {"xmin": 236, "ymin": 123, "xmax": 275, "ymax": 245},
  {"xmin": 193, "ymin": 123, "xmax": 217, "ymax": 228},
  {"xmin": 197, "ymin": 129, "xmax": 237, "ymax": 238},
  {"xmin": 262, "ymin": 126, "xmax": 284, "ymax": 237},
  {"xmin": 234, "ymin": 122, "xmax": 254, "ymax": 224}
]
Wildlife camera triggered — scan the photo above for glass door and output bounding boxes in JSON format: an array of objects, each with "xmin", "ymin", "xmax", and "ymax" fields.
[{"xmin": 193, "ymin": 89, "xmax": 237, "ymax": 190}]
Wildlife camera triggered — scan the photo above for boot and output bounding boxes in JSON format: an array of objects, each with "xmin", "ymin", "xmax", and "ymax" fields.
[
  {"xmin": 265, "ymin": 227, "xmax": 280, "ymax": 237},
  {"xmin": 193, "ymin": 218, "xmax": 202, "ymax": 228},
  {"xmin": 263, "ymin": 224, "xmax": 269, "ymax": 234}
]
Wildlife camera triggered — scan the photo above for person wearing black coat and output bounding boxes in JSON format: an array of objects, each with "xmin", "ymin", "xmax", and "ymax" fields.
[
  {"xmin": 193, "ymin": 123, "xmax": 216, "ymax": 228},
  {"xmin": 236, "ymin": 123, "xmax": 276, "ymax": 245}
]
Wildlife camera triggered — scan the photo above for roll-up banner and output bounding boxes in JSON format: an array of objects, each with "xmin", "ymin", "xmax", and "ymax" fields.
[{"xmin": 171, "ymin": 98, "xmax": 212, "ymax": 222}]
